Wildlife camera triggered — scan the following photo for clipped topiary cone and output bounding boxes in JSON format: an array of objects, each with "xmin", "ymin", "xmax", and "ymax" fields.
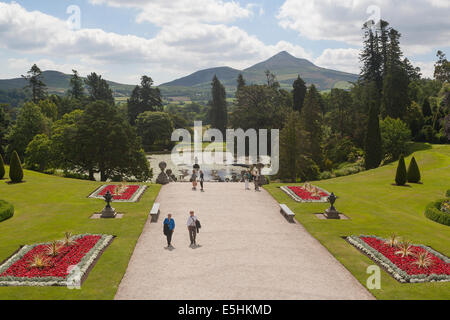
[
  {"xmin": 395, "ymin": 155, "xmax": 407, "ymax": 186},
  {"xmin": 0, "ymin": 153, "xmax": 5, "ymax": 179},
  {"xmin": 407, "ymin": 156, "xmax": 421, "ymax": 183},
  {"xmin": 9, "ymin": 151, "xmax": 24, "ymax": 183}
]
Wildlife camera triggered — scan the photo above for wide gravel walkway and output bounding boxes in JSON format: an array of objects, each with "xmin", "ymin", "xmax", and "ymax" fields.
[{"xmin": 115, "ymin": 183, "xmax": 373, "ymax": 300}]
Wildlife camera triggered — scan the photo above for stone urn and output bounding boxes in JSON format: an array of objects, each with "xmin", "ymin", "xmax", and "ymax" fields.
[
  {"xmin": 101, "ymin": 190, "xmax": 117, "ymax": 218},
  {"xmin": 324, "ymin": 193, "xmax": 340, "ymax": 219},
  {"xmin": 156, "ymin": 161, "xmax": 170, "ymax": 185}
]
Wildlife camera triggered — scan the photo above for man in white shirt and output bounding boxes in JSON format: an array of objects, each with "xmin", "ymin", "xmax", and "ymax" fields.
[{"xmin": 187, "ymin": 211, "xmax": 198, "ymax": 247}]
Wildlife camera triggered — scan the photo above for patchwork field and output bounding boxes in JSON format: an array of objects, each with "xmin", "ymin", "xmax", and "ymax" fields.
[{"xmin": 265, "ymin": 144, "xmax": 450, "ymax": 300}]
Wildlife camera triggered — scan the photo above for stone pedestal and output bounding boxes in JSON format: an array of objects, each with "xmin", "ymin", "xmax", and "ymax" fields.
[
  {"xmin": 101, "ymin": 206, "xmax": 117, "ymax": 219},
  {"xmin": 324, "ymin": 208, "xmax": 341, "ymax": 219}
]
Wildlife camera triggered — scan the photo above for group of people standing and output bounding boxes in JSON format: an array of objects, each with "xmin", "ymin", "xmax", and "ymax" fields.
[
  {"xmin": 163, "ymin": 211, "xmax": 201, "ymax": 249},
  {"xmin": 243, "ymin": 168, "xmax": 261, "ymax": 192},
  {"xmin": 190, "ymin": 169, "xmax": 205, "ymax": 192}
]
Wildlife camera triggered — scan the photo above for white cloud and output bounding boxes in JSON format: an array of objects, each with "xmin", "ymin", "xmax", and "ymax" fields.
[
  {"xmin": 314, "ymin": 48, "xmax": 361, "ymax": 74},
  {"xmin": 88, "ymin": 0, "xmax": 254, "ymax": 25},
  {"xmin": 278, "ymin": 0, "xmax": 450, "ymax": 55},
  {"xmin": 0, "ymin": 2, "xmax": 310, "ymax": 84}
]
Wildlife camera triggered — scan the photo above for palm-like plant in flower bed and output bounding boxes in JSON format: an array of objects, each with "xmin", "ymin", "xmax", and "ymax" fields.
[
  {"xmin": 395, "ymin": 240, "xmax": 415, "ymax": 258},
  {"xmin": 45, "ymin": 240, "xmax": 63, "ymax": 257},
  {"xmin": 62, "ymin": 232, "xmax": 77, "ymax": 246},
  {"xmin": 28, "ymin": 254, "xmax": 52, "ymax": 269},
  {"xmin": 384, "ymin": 234, "xmax": 399, "ymax": 247},
  {"xmin": 413, "ymin": 252, "xmax": 434, "ymax": 269}
]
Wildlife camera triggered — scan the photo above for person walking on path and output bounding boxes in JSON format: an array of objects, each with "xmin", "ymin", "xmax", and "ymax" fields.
[
  {"xmin": 244, "ymin": 170, "xmax": 250, "ymax": 190},
  {"xmin": 187, "ymin": 211, "xmax": 200, "ymax": 248},
  {"xmin": 191, "ymin": 170, "xmax": 198, "ymax": 191},
  {"xmin": 253, "ymin": 168, "xmax": 260, "ymax": 192},
  {"xmin": 163, "ymin": 214, "xmax": 175, "ymax": 249},
  {"xmin": 199, "ymin": 170, "xmax": 205, "ymax": 192}
]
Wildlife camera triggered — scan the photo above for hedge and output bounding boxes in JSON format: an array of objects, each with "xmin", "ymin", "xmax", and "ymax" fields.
[
  {"xmin": 425, "ymin": 199, "xmax": 450, "ymax": 226},
  {"xmin": 0, "ymin": 200, "xmax": 14, "ymax": 223},
  {"xmin": 395, "ymin": 155, "xmax": 407, "ymax": 186}
]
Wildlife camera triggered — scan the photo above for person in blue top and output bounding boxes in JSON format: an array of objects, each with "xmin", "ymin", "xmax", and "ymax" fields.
[{"xmin": 163, "ymin": 214, "xmax": 175, "ymax": 249}]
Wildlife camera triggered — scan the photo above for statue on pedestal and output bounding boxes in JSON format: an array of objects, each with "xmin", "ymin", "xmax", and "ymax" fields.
[
  {"xmin": 101, "ymin": 190, "xmax": 117, "ymax": 218},
  {"xmin": 325, "ymin": 193, "xmax": 340, "ymax": 219}
]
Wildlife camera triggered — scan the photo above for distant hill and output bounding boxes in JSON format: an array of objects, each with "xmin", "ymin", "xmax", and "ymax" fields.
[
  {"xmin": 0, "ymin": 51, "xmax": 359, "ymax": 104},
  {"xmin": 0, "ymin": 70, "xmax": 136, "ymax": 98},
  {"xmin": 160, "ymin": 51, "xmax": 358, "ymax": 97}
]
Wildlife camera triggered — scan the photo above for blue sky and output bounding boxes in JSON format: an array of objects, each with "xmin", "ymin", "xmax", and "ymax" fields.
[{"xmin": 0, "ymin": 0, "xmax": 449, "ymax": 84}]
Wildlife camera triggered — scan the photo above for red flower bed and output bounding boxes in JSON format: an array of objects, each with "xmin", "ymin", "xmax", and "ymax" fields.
[
  {"xmin": 361, "ymin": 237, "xmax": 450, "ymax": 276},
  {"xmin": 98, "ymin": 185, "xmax": 140, "ymax": 200},
  {"xmin": 1, "ymin": 235, "xmax": 101, "ymax": 279},
  {"xmin": 288, "ymin": 186, "xmax": 329, "ymax": 201}
]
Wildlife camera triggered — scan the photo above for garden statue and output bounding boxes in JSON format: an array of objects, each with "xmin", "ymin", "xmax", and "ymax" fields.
[
  {"xmin": 325, "ymin": 192, "xmax": 340, "ymax": 219},
  {"xmin": 156, "ymin": 161, "xmax": 170, "ymax": 185},
  {"xmin": 101, "ymin": 190, "xmax": 117, "ymax": 218},
  {"xmin": 166, "ymin": 169, "xmax": 177, "ymax": 182}
]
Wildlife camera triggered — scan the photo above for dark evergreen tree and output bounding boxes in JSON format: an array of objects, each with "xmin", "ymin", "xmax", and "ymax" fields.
[
  {"xmin": 210, "ymin": 75, "xmax": 228, "ymax": 135},
  {"xmin": 0, "ymin": 104, "xmax": 10, "ymax": 156},
  {"xmin": 422, "ymin": 98, "xmax": 432, "ymax": 117},
  {"xmin": 407, "ymin": 156, "xmax": 421, "ymax": 183},
  {"xmin": 9, "ymin": 150, "xmax": 23, "ymax": 183},
  {"xmin": 364, "ymin": 82, "xmax": 383, "ymax": 169},
  {"xmin": 301, "ymin": 85, "xmax": 323, "ymax": 168},
  {"xmin": 434, "ymin": 51, "xmax": 450, "ymax": 83},
  {"xmin": 127, "ymin": 76, "xmax": 162, "ymax": 125},
  {"xmin": 0, "ymin": 153, "xmax": 5, "ymax": 179},
  {"xmin": 237, "ymin": 74, "xmax": 246, "ymax": 93},
  {"xmin": 395, "ymin": 154, "xmax": 407, "ymax": 186},
  {"xmin": 279, "ymin": 111, "xmax": 303, "ymax": 182},
  {"xmin": 22, "ymin": 64, "xmax": 47, "ymax": 104},
  {"xmin": 68, "ymin": 70, "xmax": 85, "ymax": 100},
  {"xmin": 381, "ymin": 28, "xmax": 410, "ymax": 119},
  {"xmin": 292, "ymin": 75, "xmax": 307, "ymax": 112},
  {"xmin": 360, "ymin": 23, "xmax": 383, "ymax": 92},
  {"xmin": 84, "ymin": 73, "xmax": 114, "ymax": 105}
]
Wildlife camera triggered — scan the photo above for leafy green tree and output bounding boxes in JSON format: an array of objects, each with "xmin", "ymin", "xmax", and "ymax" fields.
[
  {"xmin": 0, "ymin": 104, "xmax": 10, "ymax": 156},
  {"xmin": 68, "ymin": 70, "xmax": 85, "ymax": 100},
  {"xmin": 75, "ymin": 101, "xmax": 149, "ymax": 181},
  {"xmin": 407, "ymin": 156, "xmax": 421, "ymax": 183},
  {"xmin": 395, "ymin": 154, "xmax": 407, "ymax": 186},
  {"xmin": 327, "ymin": 88, "xmax": 353, "ymax": 137},
  {"xmin": 51, "ymin": 110, "xmax": 85, "ymax": 175},
  {"xmin": 85, "ymin": 73, "xmax": 114, "ymax": 105},
  {"xmin": 25, "ymin": 134, "xmax": 53, "ymax": 172},
  {"xmin": 364, "ymin": 82, "xmax": 383, "ymax": 169},
  {"xmin": 127, "ymin": 76, "xmax": 163, "ymax": 125},
  {"xmin": 279, "ymin": 111, "xmax": 303, "ymax": 182},
  {"xmin": 136, "ymin": 111, "xmax": 174, "ymax": 150},
  {"xmin": 422, "ymin": 98, "xmax": 432, "ymax": 117},
  {"xmin": 6, "ymin": 102, "xmax": 49, "ymax": 161},
  {"xmin": 434, "ymin": 51, "xmax": 450, "ymax": 83},
  {"xmin": 264, "ymin": 70, "xmax": 280, "ymax": 89},
  {"xmin": 22, "ymin": 64, "xmax": 47, "ymax": 103},
  {"xmin": 0, "ymin": 153, "xmax": 5, "ymax": 179},
  {"xmin": 404, "ymin": 101, "xmax": 424, "ymax": 139},
  {"xmin": 380, "ymin": 117, "xmax": 411, "ymax": 161},
  {"xmin": 38, "ymin": 99, "xmax": 58, "ymax": 121},
  {"xmin": 301, "ymin": 85, "xmax": 323, "ymax": 168},
  {"xmin": 292, "ymin": 75, "xmax": 307, "ymax": 112},
  {"xmin": 210, "ymin": 75, "xmax": 228, "ymax": 135},
  {"xmin": 9, "ymin": 150, "xmax": 23, "ymax": 183}
]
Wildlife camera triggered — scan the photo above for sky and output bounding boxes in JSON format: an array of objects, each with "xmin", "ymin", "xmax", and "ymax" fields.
[{"xmin": 0, "ymin": 0, "xmax": 449, "ymax": 85}]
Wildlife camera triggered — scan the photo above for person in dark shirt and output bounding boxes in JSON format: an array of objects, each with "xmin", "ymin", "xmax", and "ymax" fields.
[
  {"xmin": 163, "ymin": 214, "xmax": 175, "ymax": 249},
  {"xmin": 199, "ymin": 170, "xmax": 205, "ymax": 192}
]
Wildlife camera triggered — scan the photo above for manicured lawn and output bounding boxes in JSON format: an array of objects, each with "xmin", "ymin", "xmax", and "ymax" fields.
[
  {"xmin": 0, "ymin": 167, "xmax": 160, "ymax": 300},
  {"xmin": 265, "ymin": 144, "xmax": 450, "ymax": 300}
]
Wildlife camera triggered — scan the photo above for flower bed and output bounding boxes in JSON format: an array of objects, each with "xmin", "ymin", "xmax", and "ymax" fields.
[
  {"xmin": 88, "ymin": 185, "xmax": 147, "ymax": 202},
  {"xmin": 0, "ymin": 234, "xmax": 113, "ymax": 287},
  {"xmin": 281, "ymin": 185, "xmax": 330, "ymax": 203},
  {"xmin": 347, "ymin": 235, "xmax": 450, "ymax": 283}
]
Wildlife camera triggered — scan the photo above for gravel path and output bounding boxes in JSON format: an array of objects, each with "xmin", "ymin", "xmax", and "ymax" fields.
[{"xmin": 115, "ymin": 183, "xmax": 374, "ymax": 300}]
